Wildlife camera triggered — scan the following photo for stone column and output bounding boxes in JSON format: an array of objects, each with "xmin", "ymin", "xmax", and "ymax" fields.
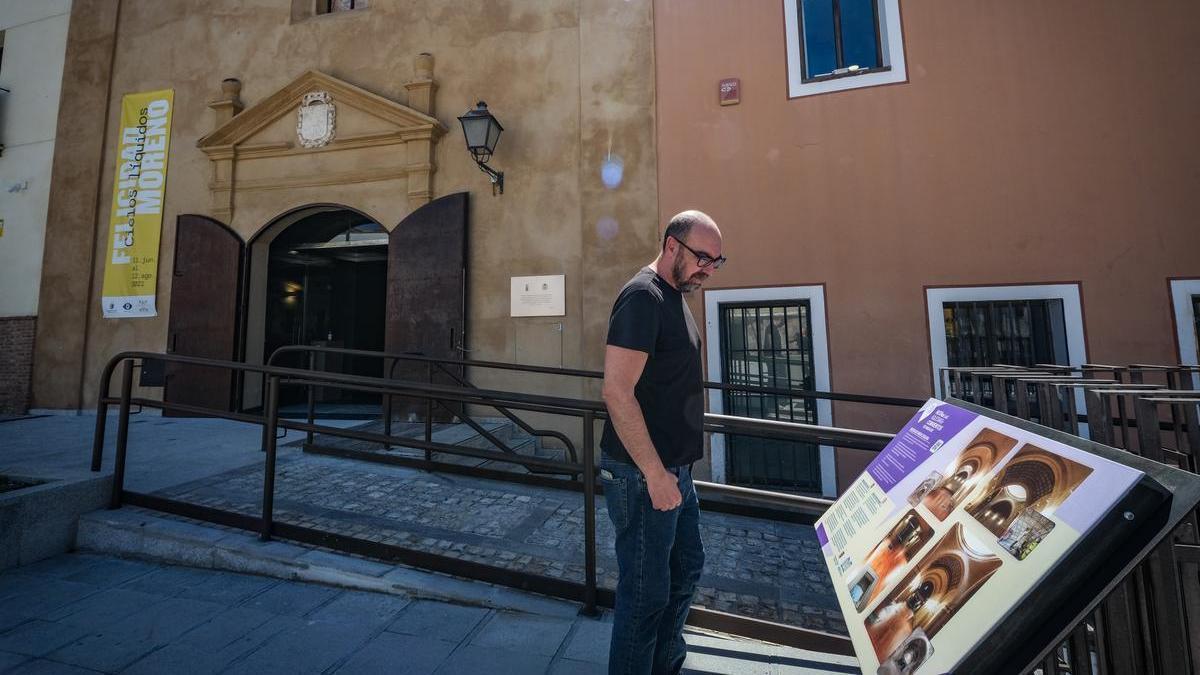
[{"xmin": 205, "ymin": 79, "xmax": 243, "ymax": 221}]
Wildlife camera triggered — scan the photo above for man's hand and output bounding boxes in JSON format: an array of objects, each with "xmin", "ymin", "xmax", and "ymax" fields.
[{"xmin": 646, "ymin": 468, "xmax": 682, "ymax": 511}]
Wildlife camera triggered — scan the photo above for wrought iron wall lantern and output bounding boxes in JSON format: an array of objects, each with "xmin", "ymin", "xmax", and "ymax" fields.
[{"xmin": 457, "ymin": 101, "xmax": 504, "ymax": 195}]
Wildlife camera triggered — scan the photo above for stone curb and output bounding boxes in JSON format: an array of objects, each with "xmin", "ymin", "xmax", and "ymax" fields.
[{"xmin": 76, "ymin": 507, "xmax": 582, "ymax": 618}]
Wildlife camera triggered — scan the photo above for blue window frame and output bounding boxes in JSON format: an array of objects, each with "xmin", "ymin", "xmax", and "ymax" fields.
[{"xmin": 798, "ymin": 0, "xmax": 884, "ymax": 82}]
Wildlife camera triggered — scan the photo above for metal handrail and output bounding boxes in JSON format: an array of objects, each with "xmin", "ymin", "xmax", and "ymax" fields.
[
  {"xmin": 270, "ymin": 344, "xmax": 926, "ymax": 407},
  {"xmin": 91, "ymin": 350, "xmax": 895, "ymax": 653},
  {"xmin": 266, "ymin": 345, "xmax": 579, "ymax": 466},
  {"xmin": 267, "ymin": 343, "xmax": 915, "ymax": 468}
]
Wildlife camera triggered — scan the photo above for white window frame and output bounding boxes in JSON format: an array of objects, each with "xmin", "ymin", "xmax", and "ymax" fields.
[
  {"xmin": 703, "ymin": 286, "xmax": 836, "ymax": 497},
  {"xmin": 1169, "ymin": 278, "xmax": 1200, "ymax": 389},
  {"xmin": 926, "ymin": 284, "xmax": 1088, "ymax": 399},
  {"xmin": 783, "ymin": 0, "xmax": 907, "ymax": 98}
]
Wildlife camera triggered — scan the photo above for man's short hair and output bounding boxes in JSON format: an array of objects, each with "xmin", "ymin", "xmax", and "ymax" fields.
[{"xmin": 661, "ymin": 210, "xmax": 713, "ymax": 250}]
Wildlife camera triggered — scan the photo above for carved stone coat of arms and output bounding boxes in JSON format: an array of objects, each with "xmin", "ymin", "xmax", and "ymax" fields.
[{"xmin": 297, "ymin": 91, "xmax": 336, "ymax": 148}]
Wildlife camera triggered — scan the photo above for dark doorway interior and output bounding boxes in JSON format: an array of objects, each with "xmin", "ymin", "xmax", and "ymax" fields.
[{"xmin": 264, "ymin": 210, "xmax": 386, "ymax": 407}]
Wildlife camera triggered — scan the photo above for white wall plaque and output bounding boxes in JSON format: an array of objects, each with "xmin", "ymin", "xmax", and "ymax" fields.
[{"xmin": 511, "ymin": 275, "xmax": 565, "ymax": 317}]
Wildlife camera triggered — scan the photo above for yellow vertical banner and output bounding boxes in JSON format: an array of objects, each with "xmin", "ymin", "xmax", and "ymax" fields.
[{"xmin": 101, "ymin": 89, "xmax": 174, "ymax": 318}]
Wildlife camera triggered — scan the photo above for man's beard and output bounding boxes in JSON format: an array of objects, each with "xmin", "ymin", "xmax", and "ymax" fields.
[{"xmin": 672, "ymin": 256, "xmax": 706, "ymax": 292}]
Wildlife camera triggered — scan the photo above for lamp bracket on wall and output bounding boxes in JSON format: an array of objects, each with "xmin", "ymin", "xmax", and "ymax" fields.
[{"xmin": 457, "ymin": 101, "xmax": 505, "ymax": 195}]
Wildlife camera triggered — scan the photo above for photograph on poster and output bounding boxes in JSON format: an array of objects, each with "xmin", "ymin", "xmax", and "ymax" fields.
[
  {"xmin": 877, "ymin": 628, "xmax": 933, "ymax": 675},
  {"xmin": 919, "ymin": 429, "xmax": 1019, "ymax": 520},
  {"xmin": 848, "ymin": 510, "xmax": 936, "ymax": 612},
  {"xmin": 997, "ymin": 509, "xmax": 1055, "ymax": 560},
  {"xmin": 864, "ymin": 523, "xmax": 1002, "ymax": 661},
  {"xmin": 906, "ymin": 472, "xmax": 942, "ymax": 507},
  {"xmin": 965, "ymin": 444, "xmax": 1093, "ymax": 538}
]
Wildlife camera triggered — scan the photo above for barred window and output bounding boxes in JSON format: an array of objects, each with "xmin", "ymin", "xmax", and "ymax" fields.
[{"xmin": 943, "ymin": 299, "xmax": 1069, "ymax": 368}]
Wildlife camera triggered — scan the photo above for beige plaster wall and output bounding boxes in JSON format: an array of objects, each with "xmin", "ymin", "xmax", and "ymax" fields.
[
  {"xmin": 654, "ymin": 0, "xmax": 1200, "ymax": 488},
  {"xmin": 36, "ymin": 0, "xmax": 659, "ymax": 410}
]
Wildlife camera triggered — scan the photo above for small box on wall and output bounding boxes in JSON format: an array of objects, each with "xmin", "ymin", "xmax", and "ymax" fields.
[{"xmin": 719, "ymin": 78, "xmax": 740, "ymax": 106}]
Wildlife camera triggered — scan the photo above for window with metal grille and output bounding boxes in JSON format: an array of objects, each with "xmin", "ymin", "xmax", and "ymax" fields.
[
  {"xmin": 719, "ymin": 301, "xmax": 820, "ymax": 491},
  {"xmin": 1193, "ymin": 295, "xmax": 1200, "ymax": 361},
  {"xmin": 942, "ymin": 299, "xmax": 1070, "ymax": 369},
  {"xmin": 798, "ymin": 0, "xmax": 884, "ymax": 82},
  {"xmin": 318, "ymin": 0, "xmax": 362, "ymax": 14}
]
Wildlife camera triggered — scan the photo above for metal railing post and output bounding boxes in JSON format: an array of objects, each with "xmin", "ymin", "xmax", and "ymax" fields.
[
  {"xmin": 261, "ymin": 375, "xmax": 281, "ymax": 541},
  {"xmin": 383, "ymin": 357, "xmax": 393, "ymax": 450},
  {"xmin": 425, "ymin": 361, "xmax": 434, "ymax": 462},
  {"xmin": 91, "ymin": 400, "xmax": 109, "ymax": 472},
  {"xmin": 306, "ymin": 352, "xmax": 316, "ymax": 446},
  {"xmin": 109, "ymin": 359, "xmax": 135, "ymax": 509},
  {"xmin": 581, "ymin": 410, "xmax": 598, "ymax": 616}
]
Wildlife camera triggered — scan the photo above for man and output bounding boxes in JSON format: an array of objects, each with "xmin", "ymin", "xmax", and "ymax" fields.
[{"xmin": 600, "ymin": 210, "xmax": 725, "ymax": 674}]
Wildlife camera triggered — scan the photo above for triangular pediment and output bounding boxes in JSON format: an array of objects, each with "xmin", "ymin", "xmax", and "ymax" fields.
[{"xmin": 197, "ymin": 70, "xmax": 444, "ymax": 152}]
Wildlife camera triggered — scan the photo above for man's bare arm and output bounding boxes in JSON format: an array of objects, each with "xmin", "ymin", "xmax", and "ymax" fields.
[{"xmin": 602, "ymin": 345, "xmax": 682, "ymax": 510}]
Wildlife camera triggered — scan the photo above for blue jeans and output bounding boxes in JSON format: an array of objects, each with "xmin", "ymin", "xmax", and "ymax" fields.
[{"xmin": 601, "ymin": 457, "xmax": 705, "ymax": 675}]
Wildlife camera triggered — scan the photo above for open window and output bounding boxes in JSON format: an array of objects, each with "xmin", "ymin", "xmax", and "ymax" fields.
[{"xmin": 783, "ymin": 0, "xmax": 907, "ymax": 98}]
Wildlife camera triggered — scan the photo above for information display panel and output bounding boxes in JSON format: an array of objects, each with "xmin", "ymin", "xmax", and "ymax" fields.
[{"xmin": 817, "ymin": 399, "xmax": 1148, "ymax": 674}]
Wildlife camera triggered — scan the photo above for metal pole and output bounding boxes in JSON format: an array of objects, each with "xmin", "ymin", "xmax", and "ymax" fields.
[
  {"xmin": 91, "ymin": 400, "xmax": 109, "ymax": 472},
  {"xmin": 581, "ymin": 410, "xmax": 598, "ymax": 616},
  {"xmin": 306, "ymin": 352, "xmax": 316, "ymax": 447},
  {"xmin": 425, "ymin": 361, "xmax": 434, "ymax": 462},
  {"xmin": 261, "ymin": 375, "xmax": 281, "ymax": 541},
  {"xmin": 383, "ymin": 357, "xmax": 393, "ymax": 450},
  {"xmin": 109, "ymin": 359, "xmax": 135, "ymax": 509}
]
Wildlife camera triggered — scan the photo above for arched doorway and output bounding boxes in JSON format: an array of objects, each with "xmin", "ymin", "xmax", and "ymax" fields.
[{"xmin": 244, "ymin": 205, "xmax": 388, "ymax": 413}]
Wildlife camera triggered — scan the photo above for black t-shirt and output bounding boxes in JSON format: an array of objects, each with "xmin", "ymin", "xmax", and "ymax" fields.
[{"xmin": 600, "ymin": 267, "xmax": 704, "ymax": 467}]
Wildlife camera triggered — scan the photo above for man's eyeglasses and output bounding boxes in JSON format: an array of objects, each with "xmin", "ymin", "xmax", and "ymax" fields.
[{"xmin": 673, "ymin": 236, "xmax": 727, "ymax": 269}]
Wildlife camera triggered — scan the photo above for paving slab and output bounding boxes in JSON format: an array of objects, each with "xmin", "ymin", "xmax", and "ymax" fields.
[
  {"xmin": 47, "ymin": 631, "xmax": 161, "ymax": 673},
  {"xmin": 0, "ymin": 620, "xmax": 91, "ymax": 657},
  {"xmin": 306, "ymin": 589, "xmax": 412, "ymax": 628},
  {"xmin": 123, "ymin": 642, "xmax": 245, "ymax": 675},
  {"xmin": 469, "ymin": 610, "xmax": 575, "ymax": 657},
  {"xmin": 93, "ymin": 596, "xmax": 228, "ymax": 643},
  {"xmin": 385, "ymin": 599, "xmax": 489, "ymax": 643},
  {"xmin": 2, "ymin": 579, "xmax": 102, "ymax": 620},
  {"xmin": 433, "ymin": 643, "xmax": 553, "ymax": 675},
  {"xmin": 45, "ymin": 587, "xmax": 166, "ymax": 624},
  {"xmin": 549, "ymin": 658, "xmax": 609, "ymax": 675},
  {"xmin": 236, "ymin": 580, "xmax": 340, "ymax": 617},
  {"xmin": 174, "ymin": 570, "xmax": 279, "ymax": 605},
  {"xmin": 60, "ymin": 557, "xmax": 158, "ymax": 588},
  {"xmin": 562, "ymin": 617, "xmax": 613, "ymax": 664},
  {"xmin": 6, "ymin": 658, "xmax": 100, "ymax": 674},
  {"xmin": 331, "ymin": 631, "xmax": 455, "ymax": 675},
  {"xmin": 175, "ymin": 606, "xmax": 279, "ymax": 651},
  {"xmin": 221, "ymin": 618, "xmax": 375, "ymax": 675}
]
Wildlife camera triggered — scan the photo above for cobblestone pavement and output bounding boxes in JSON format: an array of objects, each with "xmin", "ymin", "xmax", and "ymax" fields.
[{"xmin": 156, "ymin": 441, "xmax": 847, "ymax": 635}]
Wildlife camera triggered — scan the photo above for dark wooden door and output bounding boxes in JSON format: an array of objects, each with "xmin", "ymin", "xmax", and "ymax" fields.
[
  {"xmin": 163, "ymin": 214, "xmax": 244, "ymax": 415},
  {"xmin": 386, "ymin": 193, "xmax": 468, "ymax": 415}
]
